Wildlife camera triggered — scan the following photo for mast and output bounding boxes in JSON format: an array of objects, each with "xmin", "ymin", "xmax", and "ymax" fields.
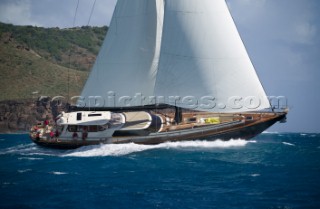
[{"xmin": 174, "ymin": 106, "xmax": 182, "ymax": 124}]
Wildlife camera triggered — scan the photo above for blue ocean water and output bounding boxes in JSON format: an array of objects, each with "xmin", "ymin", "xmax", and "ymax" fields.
[{"xmin": 0, "ymin": 133, "xmax": 319, "ymax": 209}]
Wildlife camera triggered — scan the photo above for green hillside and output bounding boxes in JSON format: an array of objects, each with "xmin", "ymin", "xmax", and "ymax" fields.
[{"xmin": 0, "ymin": 22, "xmax": 108, "ymax": 101}]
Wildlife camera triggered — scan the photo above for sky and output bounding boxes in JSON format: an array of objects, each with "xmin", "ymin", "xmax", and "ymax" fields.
[{"xmin": 0, "ymin": 0, "xmax": 319, "ymax": 133}]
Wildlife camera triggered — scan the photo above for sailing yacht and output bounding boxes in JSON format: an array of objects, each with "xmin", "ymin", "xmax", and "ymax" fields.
[{"xmin": 30, "ymin": 0, "xmax": 287, "ymax": 149}]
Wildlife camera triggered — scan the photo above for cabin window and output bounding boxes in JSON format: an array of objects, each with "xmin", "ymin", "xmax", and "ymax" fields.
[
  {"xmin": 186, "ymin": 117, "xmax": 197, "ymax": 122},
  {"xmin": 98, "ymin": 124, "xmax": 109, "ymax": 131},
  {"xmin": 70, "ymin": 125, "xmax": 103, "ymax": 132},
  {"xmin": 77, "ymin": 113, "xmax": 82, "ymax": 121},
  {"xmin": 68, "ymin": 125, "xmax": 78, "ymax": 132},
  {"xmin": 246, "ymin": 116, "xmax": 253, "ymax": 121},
  {"xmin": 88, "ymin": 126, "xmax": 98, "ymax": 132},
  {"xmin": 80, "ymin": 126, "xmax": 88, "ymax": 132},
  {"xmin": 88, "ymin": 114, "xmax": 102, "ymax": 117}
]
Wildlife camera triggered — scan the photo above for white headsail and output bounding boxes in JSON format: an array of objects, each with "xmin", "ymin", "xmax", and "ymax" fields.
[{"xmin": 80, "ymin": 0, "xmax": 271, "ymax": 112}]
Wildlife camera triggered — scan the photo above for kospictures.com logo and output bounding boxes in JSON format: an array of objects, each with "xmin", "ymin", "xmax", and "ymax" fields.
[{"xmin": 41, "ymin": 92, "xmax": 288, "ymax": 110}]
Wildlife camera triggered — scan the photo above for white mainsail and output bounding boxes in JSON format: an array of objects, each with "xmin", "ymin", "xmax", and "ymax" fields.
[
  {"xmin": 80, "ymin": 0, "xmax": 164, "ymax": 107},
  {"xmin": 80, "ymin": 0, "xmax": 271, "ymax": 112}
]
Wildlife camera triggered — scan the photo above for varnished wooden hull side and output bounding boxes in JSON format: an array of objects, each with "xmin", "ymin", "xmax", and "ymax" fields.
[
  {"xmin": 201, "ymin": 113, "xmax": 286, "ymax": 141},
  {"xmin": 30, "ymin": 112, "xmax": 286, "ymax": 149},
  {"xmin": 116, "ymin": 112, "xmax": 286, "ymax": 145}
]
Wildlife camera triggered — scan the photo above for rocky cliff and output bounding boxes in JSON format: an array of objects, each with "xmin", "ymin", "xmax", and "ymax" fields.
[{"xmin": 0, "ymin": 98, "xmax": 68, "ymax": 133}]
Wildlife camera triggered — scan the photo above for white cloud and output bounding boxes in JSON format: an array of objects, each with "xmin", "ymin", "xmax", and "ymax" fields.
[
  {"xmin": 0, "ymin": 0, "xmax": 117, "ymax": 28},
  {"xmin": 0, "ymin": 0, "xmax": 41, "ymax": 26},
  {"xmin": 293, "ymin": 22, "xmax": 317, "ymax": 45}
]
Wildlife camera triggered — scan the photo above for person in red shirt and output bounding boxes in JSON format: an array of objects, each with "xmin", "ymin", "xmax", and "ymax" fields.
[{"xmin": 50, "ymin": 130, "xmax": 55, "ymax": 140}]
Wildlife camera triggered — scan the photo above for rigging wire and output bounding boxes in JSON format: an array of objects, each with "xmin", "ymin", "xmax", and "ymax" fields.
[
  {"xmin": 87, "ymin": 0, "xmax": 97, "ymax": 26},
  {"xmin": 67, "ymin": 0, "xmax": 96, "ymax": 110},
  {"xmin": 85, "ymin": 0, "xmax": 97, "ymax": 86},
  {"xmin": 67, "ymin": 0, "xmax": 80, "ymax": 107},
  {"xmin": 72, "ymin": 0, "xmax": 80, "ymax": 28}
]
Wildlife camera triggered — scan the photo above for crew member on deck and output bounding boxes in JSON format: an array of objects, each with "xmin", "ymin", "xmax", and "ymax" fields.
[
  {"xmin": 55, "ymin": 129, "xmax": 59, "ymax": 137},
  {"xmin": 44, "ymin": 117, "xmax": 49, "ymax": 127},
  {"xmin": 50, "ymin": 130, "xmax": 55, "ymax": 140},
  {"xmin": 72, "ymin": 132, "xmax": 78, "ymax": 140},
  {"xmin": 82, "ymin": 126, "xmax": 88, "ymax": 141}
]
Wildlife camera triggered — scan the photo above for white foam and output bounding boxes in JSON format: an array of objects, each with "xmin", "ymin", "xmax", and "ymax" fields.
[
  {"xmin": 18, "ymin": 169, "xmax": 32, "ymax": 173},
  {"xmin": 251, "ymin": 174, "xmax": 261, "ymax": 177},
  {"xmin": 282, "ymin": 142, "xmax": 295, "ymax": 146},
  {"xmin": 0, "ymin": 143, "xmax": 38, "ymax": 155},
  {"xmin": 0, "ymin": 143, "xmax": 62, "ymax": 157},
  {"xmin": 51, "ymin": 171, "xmax": 68, "ymax": 175},
  {"xmin": 160, "ymin": 139, "xmax": 253, "ymax": 149},
  {"xmin": 64, "ymin": 143, "xmax": 157, "ymax": 157},
  {"xmin": 18, "ymin": 157, "xmax": 43, "ymax": 160},
  {"xmin": 262, "ymin": 131, "xmax": 279, "ymax": 134},
  {"xmin": 300, "ymin": 133, "xmax": 307, "ymax": 136},
  {"xmin": 64, "ymin": 139, "xmax": 252, "ymax": 157}
]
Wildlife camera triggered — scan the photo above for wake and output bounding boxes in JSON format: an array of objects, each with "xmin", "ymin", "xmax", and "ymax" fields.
[
  {"xmin": 0, "ymin": 139, "xmax": 254, "ymax": 158},
  {"xmin": 0, "ymin": 143, "xmax": 64, "ymax": 157},
  {"xmin": 64, "ymin": 139, "xmax": 254, "ymax": 157}
]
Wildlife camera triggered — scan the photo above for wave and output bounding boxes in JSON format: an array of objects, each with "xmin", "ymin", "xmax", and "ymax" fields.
[
  {"xmin": 262, "ymin": 131, "xmax": 279, "ymax": 134},
  {"xmin": 282, "ymin": 142, "xmax": 295, "ymax": 146},
  {"xmin": 50, "ymin": 171, "xmax": 68, "ymax": 175},
  {"xmin": 0, "ymin": 143, "xmax": 37, "ymax": 155},
  {"xmin": 64, "ymin": 139, "xmax": 253, "ymax": 157},
  {"xmin": 18, "ymin": 157, "xmax": 44, "ymax": 161},
  {"xmin": 18, "ymin": 169, "xmax": 32, "ymax": 173},
  {"xmin": 0, "ymin": 143, "xmax": 63, "ymax": 157}
]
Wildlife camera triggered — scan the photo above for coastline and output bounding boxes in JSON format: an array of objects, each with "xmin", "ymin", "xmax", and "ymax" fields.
[{"xmin": 0, "ymin": 98, "xmax": 67, "ymax": 134}]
